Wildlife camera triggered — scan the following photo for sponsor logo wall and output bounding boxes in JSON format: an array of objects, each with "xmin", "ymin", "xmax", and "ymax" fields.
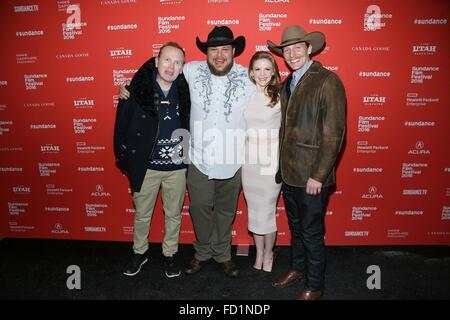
[{"xmin": 1, "ymin": 0, "xmax": 448, "ymax": 245}]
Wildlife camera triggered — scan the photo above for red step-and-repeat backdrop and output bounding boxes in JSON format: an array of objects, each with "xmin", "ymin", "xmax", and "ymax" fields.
[{"xmin": 1, "ymin": 0, "xmax": 449, "ymax": 245}]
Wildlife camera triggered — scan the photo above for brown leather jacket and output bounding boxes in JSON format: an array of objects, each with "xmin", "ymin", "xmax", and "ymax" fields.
[{"xmin": 276, "ymin": 61, "xmax": 346, "ymax": 187}]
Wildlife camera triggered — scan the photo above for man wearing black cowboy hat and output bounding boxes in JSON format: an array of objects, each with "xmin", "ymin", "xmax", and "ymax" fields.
[
  {"xmin": 119, "ymin": 26, "xmax": 254, "ymax": 278},
  {"xmin": 183, "ymin": 26, "xmax": 254, "ymax": 278},
  {"xmin": 267, "ymin": 25, "xmax": 346, "ymax": 300}
]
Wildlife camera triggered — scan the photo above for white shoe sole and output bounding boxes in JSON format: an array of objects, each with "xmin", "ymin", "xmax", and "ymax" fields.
[
  {"xmin": 123, "ymin": 258, "xmax": 148, "ymax": 276},
  {"xmin": 165, "ymin": 270, "xmax": 181, "ymax": 278}
]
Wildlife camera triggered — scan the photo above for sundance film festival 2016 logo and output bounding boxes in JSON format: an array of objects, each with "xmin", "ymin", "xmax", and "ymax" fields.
[
  {"xmin": 352, "ymin": 207, "xmax": 377, "ymax": 221},
  {"xmin": 158, "ymin": 16, "xmax": 185, "ymax": 33},
  {"xmin": 38, "ymin": 162, "xmax": 60, "ymax": 177},
  {"xmin": 258, "ymin": 13, "xmax": 287, "ymax": 31},
  {"xmin": 411, "ymin": 66, "xmax": 439, "ymax": 84},
  {"xmin": 442, "ymin": 206, "xmax": 450, "ymax": 220},
  {"xmin": 364, "ymin": 5, "xmax": 392, "ymax": 31},
  {"xmin": 24, "ymin": 74, "xmax": 47, "ymax": 90},
  {"xmin": 401, "ymin": 162, "xmax": 428, "ymax": 178},
  {"xmin": 85, "ymin": 203, "xmax": 108, "ymax": 217},
  {"xmin": 0, "ymin": 120, "xmax": 13, "ymax": 135},
  {"xmin": 113, "ymin": 69, "xmax": 137, "ymax": 86},
  {"xmin": 358, "ymin": 116, "xmax": 385, "ymax": 132},
  {"xmin": 73, "ymin": 118, "xmax": 96, "ymax": 134},
  {"xmin": 8, "ymin": 202, "xmax": 28, "ymax": 216},
  {"xmin": 62, "ymin": 4, "xmax": 87, "ymax": 40}
]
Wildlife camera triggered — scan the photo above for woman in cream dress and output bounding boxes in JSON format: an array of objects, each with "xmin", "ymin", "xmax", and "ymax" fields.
[{"xmin": 242, "ymin": 52, "xmax": 282, "ymax": 272}]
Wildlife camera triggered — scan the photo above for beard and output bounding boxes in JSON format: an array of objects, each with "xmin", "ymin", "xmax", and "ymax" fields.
[{"xmin": 207, "ymin": 59, "xmax": 234, "ymax": 76}]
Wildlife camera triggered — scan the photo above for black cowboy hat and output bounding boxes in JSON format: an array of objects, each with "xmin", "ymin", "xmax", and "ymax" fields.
[{"xmin": 196, "ymin": 26, "xmax": 246, "ymax": 56}]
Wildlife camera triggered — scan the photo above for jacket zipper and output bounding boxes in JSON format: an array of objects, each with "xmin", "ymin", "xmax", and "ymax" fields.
[{"xmin": 149, "ymin": 106, "xmax": 160, "ymax": 160}]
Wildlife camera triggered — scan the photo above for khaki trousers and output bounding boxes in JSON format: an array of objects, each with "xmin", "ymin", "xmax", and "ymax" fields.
[
  {"xmin": 132, "ymin": 168, "xmax": 186, "ymax": 257},
  {"xmin": 187, "ymin": 164, "xmax": 242, "ymax": 263}
]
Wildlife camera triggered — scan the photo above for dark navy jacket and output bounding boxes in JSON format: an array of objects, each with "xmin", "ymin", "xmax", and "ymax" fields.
[{"xmin": 113, "ymin": 57, "xmax": 190, "ymax": 192}]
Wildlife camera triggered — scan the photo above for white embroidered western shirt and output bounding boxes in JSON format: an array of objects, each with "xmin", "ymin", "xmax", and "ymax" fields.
[{"xmin": 183, "ymin": 61, "xmax": 255, "ymax": 179}]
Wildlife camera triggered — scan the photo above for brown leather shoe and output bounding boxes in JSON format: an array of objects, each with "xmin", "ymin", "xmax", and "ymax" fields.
[
  {"xmin": 272, "ymin": 270, "xmax": 305, "ymax": 288},
  {"xmin": 184, "ymin": 258, "xmax": 208, "ymax": 275},
  {"xmin": 298, "ymin": 290, "xmax": 323, "ymax": 300},
  {"xmin": 221, "ymin": 260, "xmax": 239, "ymax": 278}
]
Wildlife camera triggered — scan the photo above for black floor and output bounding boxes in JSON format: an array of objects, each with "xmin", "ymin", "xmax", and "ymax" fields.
[{"xmin": 1, "ymin": 238, "xmax": 449, "ymax": 301}]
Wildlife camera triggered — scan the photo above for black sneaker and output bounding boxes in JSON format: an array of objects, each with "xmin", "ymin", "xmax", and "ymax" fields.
[
  {"xmin": 123, "ymin": 251, "xmax": 148, "ymax": 276},
  {"xmin": 164, "ymin": 255, "xmax": 181, "ymax": 278}
]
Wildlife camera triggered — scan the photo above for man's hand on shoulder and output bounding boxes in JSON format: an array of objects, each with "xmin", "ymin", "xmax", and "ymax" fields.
[{"xmin": 119, "ymin": 80, "xmax": 131, "ymax": 100}]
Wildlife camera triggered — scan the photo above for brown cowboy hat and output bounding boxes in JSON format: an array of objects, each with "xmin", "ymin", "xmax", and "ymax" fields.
[
  {"xmin": 267, "ymin": 25, "xmax": 325, "ymax": 55},
  {"xmin": 196, "ymin": 26, "xmax": 246, "ymax": 56}
]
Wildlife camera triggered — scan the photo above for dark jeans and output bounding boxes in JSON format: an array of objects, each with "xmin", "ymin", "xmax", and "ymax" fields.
[{"xmin": 282, "ymin": 183, "xmax": 329, "ymax": 291}]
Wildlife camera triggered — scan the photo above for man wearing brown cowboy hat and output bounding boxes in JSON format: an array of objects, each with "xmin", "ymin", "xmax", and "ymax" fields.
[
  {"xmin": 267, "ymin": 25, "xmax": 346, "ymax": 300},
  {"xmin": 119, "ymin": 26, "xmax": 254, "ymax": 278}
]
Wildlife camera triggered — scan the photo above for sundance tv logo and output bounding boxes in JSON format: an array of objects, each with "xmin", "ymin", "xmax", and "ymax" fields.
[{"xmin": 14, "ymin": 5, "xmax": 39, "ymax": 12}]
